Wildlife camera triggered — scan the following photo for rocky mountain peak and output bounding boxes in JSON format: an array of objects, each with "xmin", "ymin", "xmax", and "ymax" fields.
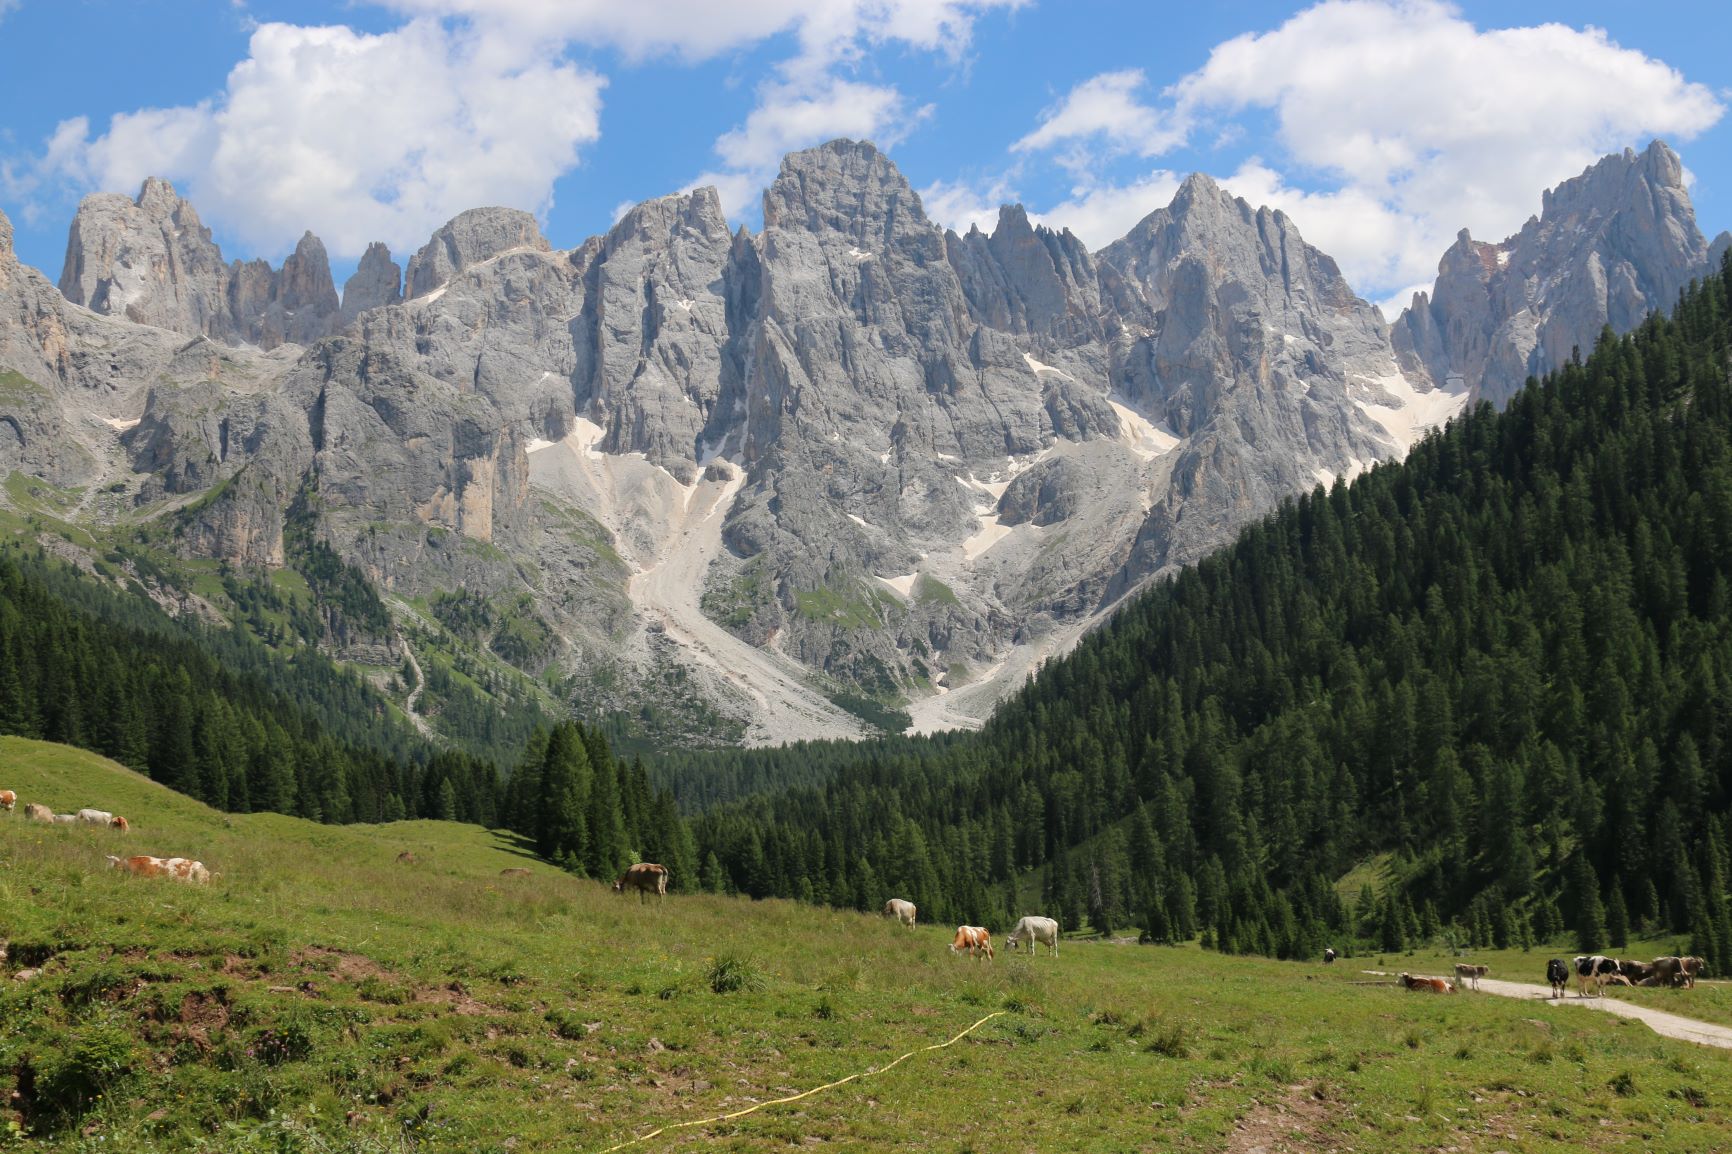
[
  {"xmin": 56, "ymin": 177, "xmax": 339, "ymax": 349},
  {"xmin": 1393, "ymin": 138, "xmax": 1718, "ymax": 405},
  {"xmin": 404, "ymin": 207, "xmax": 549, "ymax": 300},
  {"xmin": 0, "ymin": 205, "xmax": 14, "ymax": 271},
  {"xmin": 763, "ymin": 139, "xmax": 933, "ymax": 245},
  {"xmin": 341, "ymin": 242, "xmax": 402, "ymax": 322}
]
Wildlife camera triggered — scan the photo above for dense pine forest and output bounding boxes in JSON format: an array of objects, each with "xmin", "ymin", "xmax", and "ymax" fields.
[
  {"xmin": 8, "ymin": 262, "xmax": 1732, "ymax": 973},
  {"xmin": 689, "ymin": 260, "xmax": 1732, "ymax": 971}
]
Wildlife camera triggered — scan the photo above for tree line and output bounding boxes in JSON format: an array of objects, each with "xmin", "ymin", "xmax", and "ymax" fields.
[{"xmin": 683, "ymin": 259, "xmax": 1732, "ymax": 971}]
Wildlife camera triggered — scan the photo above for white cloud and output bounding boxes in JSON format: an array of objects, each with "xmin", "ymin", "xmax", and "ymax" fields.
[
  {"xmin": 918, "ymin": 173, "xmax": 1020, "ymax": 237},
  {"xmin": 1171, "ymin": 0, "xmax": 1723, "ymax": 293},
  {"xmin": 1009, "ymin": 1, "xmax": 1724, "ymax": 296},
  {"xmin": 1030, "ymin": 170, "xmax": 1181, "ymax": 250},
  {"xmin": 23, "ymin": 19, "xmax": 604, "ymax": 260},
  {"xmin": 1012, "ymin": 70, "xmax": 1180, "ymax": 166}
]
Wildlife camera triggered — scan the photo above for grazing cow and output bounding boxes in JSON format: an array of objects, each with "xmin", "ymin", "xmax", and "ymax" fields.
[
  {"xmin": 50, "ymin": 813, "xmax": 76, "ymax": 824},
  {"xmin": 1005, "ymin": 915, "xmax": 1060, "ymax": 958},
  {"xmin": 1680, "ymin": 956, "xmax": 1706, "ymax": 989},
  {"xmin": 883, "ymin": 898, "xmax": 917, "ymax": 927},
  {"xmin": 614, "ymin": 862, "xmax": 670, "ymax": 903},
  {"xmin": 500, "ymin": 867, "xmax": 532, "ymax": 877},
  {"xmin": 1546, "ymin": 958, "xmax": 1570, "ymax": 998},
  {"xmin": 106, "ymin": 855, "xmax": 210, "ymax": 885},
  {"xmin": 950, "ymin": 926, "xmax": 994, "ymax": 961},
  {"xmin": 1574, "ymin": 955, "xmax": 1620, "ymax": 997},
  {"xmin": 76, "ymin": 808, "xmax": 114, "ymax": 826},
  {"xmin": 23, "ymin": 802, "xmax": 52, "ymax": 823},
  {"xmin": 1453, "ymin": 963, "xmax": 1489, "ymax": 991},
  {"xmin": 110, "ymin": 816, "xmax": 129, "ymax": 833},
  {"xmin": 1323, "ymin": 947, "xmax": 1337, "ymax": 964},
  {"xmin": 0, "ymin": 789, "xmax": 14, "ymax": 812},
  {"xmin": 1398, "ymin": 972, "xmax": 1454, "ymax": 994},
  {"xmin": 395, "ymin": 851, "xmax": 417, "ymax": 864}
]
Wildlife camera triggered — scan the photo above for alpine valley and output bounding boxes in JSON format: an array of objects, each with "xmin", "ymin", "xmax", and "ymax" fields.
[{"xmin": 0, "ymin": 138, "xmax": 1721, "ymax": 750}]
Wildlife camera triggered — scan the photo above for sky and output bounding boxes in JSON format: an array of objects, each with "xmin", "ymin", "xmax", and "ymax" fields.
[{"xmin": 1, "ymin": 0, "xmax": 1729, "ymax": 315}]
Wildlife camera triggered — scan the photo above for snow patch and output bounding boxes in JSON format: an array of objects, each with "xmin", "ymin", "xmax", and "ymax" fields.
[
  {"xmin": 877, "ymin": 572, "xmax": 919, "ymax": 597},
  {"xmin": 1107, "ymin": 397, "xmax": 1180, "ymax": 460},
  {"xmin": 847, "ymin": 247, "xmax": 872, "ymax": 262},
  {"xmin": 847, "ymin": 514, "xmax": 869, "ymax": 528},
  {"xmin": 962, "ymin": 515, "xmax": 1013, "ymax": 561},
  {"xmin": 1023, "ymin": 352, "xmax": 1075, "ymax": 382},
  {"xmin": 412, "ymin": 285, "xmax": 448, "ymax": 306},
  {"xmin": 101, "ymin": 416, "xmax": 141, "ymax": 432},
  {"xmin": 674, "ymin": 298, "xmax": 694, "ymax": 312},
  {"xmin": 526, "ymin": 437, "xmax": 555, "ymax": 454},
  {"xmin": 1354, "ymin": 368, "xmax": 1470, "ymax": 455}
]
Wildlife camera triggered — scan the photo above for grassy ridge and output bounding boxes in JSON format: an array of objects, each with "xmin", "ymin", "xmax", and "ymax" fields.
[{"xmin": 3, "ymin": 739, "xmax": 1732, "ymax": 1152}]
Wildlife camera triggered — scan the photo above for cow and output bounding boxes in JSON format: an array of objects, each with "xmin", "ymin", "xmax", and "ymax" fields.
[
  {"xmin": 883, "ymin": 898, "xmax": 917, "ymax": 927},
  {"xmin": 50, "ymin": 813, "xmax": 76, "ymax": 824},
  {"xmin": 950, "ymin": 925, "xmax": 994, "ymax": 961},
  {"xmin": 614, "ymin": 862, "xmax": 670, "ymax": 903},
  {"xmin": 1398, "ymin": 972, "xmax": 1454, "ymax": 994},
  {"xmin": 76, "ymin": 809, "xmax": 114, "ymax": 826},
  {"xmin": 1005, "ymin": 915, "xmax": 1060, "ymax": 958},
  {"xmin": 1650, "ymin": 956, "xmax": 1684, "ymax": 988},
  {"xmin": 1453, "ymin": 963, "xmax": 1489, "ymax": 991},
  {"xmin": 1618, "ymin": 959, "xmax": 1656, "ymax": 985},
  {"xmin": 106, "ymin": 855, "xmax": 210, "ymax": 885},
  {"xmin": 23, "ymin": 802, "xmax": 52, "ymax": 823},
  {"xmin": 1680, "ymin": 956, "xmax": 1706, "ymax": 988},
  {"xmin": 1546, "ymin": 958, "xmax": 1570, "ymax": 998},
  {"xmin": 0, "ymin": 789, "xmax": 14, "ymax": 812},
  {"xmin": 1574, "ymin": 955, "xmax": 1620, "ymax": 997},
  {"xmin": 110, "ymin": 816, "xmax": 129, "ymax": 833},
  {"xmin": 1323, "ymin": 947, "xmax": 1337, "ymax": 964},
  {"xmin": 500, "ymin": 867, "xmax": 532, "ymax": 877},
  {"xmin": 395, "ymin": 851, "xmax": 417, "ymax": 864}
]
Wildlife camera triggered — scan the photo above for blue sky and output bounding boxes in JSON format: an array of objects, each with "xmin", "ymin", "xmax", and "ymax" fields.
[{"xmin": 2, "ymin": 1, "xmax": 1728, "ymax": 312}]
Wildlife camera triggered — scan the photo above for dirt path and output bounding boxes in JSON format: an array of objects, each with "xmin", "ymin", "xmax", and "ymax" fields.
[
  {"xmin": 395, "ymin": 631, "xmax": 436, "ymax": 741},
  {"xmin": 1364, "ymin": 970, "xmax": 1732, "ymax": 1049}
]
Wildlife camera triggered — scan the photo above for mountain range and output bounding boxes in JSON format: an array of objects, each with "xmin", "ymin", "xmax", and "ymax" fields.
[{"xmin": 0, "ymin": 139, "xmax": 1722, "ymax": 748}]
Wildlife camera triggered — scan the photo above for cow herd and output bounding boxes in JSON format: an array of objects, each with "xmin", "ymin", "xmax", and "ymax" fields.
[
  {"xmin": 875, "ymin": 900, "xmax": 1063, "ymax": 963},
  {"xmin": 4, "ymin": 786, "xmax": 209, "ymax": 885},
  {"xmin": 1560, "ymin": 953, "xmax": 1704, "ymax": 997}
]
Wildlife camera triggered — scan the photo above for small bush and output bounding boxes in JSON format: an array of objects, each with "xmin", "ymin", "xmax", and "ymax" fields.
[
  {"xmin": 706, "ymin": 954, "xmax": 766, "ymax": 995},
  {"xmin": 251, "ymin": 1020, "xmax": 315, "ymax": 1065},
  {"xmin": 29, "ymin": 1023, "xmax": 138, "ymax": 1124},
  {"xmin": 1142, "ymin": 1020, "xmax": 1190, "ymax": 1059},
  {"xmin": 1669, "ymin": 1086, "xmax": 1710, "ymax": 1108},
  {"xmin": 813, "ymin": 997, "xmax": 835, "ymax": 1021},
  {"xmin": 1609, "ymin": 1071, "xmax": 1638, "ymax": 1098}
]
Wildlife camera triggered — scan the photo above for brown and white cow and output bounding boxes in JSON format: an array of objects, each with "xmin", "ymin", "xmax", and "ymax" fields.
[
  {"xmin": 0, "ymin": 789, "xmax": 15, "ymax": 812},
  {"xmin": 1398, "ymin": 972, "xmax": 1454, "ymax": 994},
  {"xmin": 883, "ymin": 898, "xmax": 917, "ymax": 927},
  {"xmin": 1453, "ymin": 962, "xmax": 1489, "ymax": 991},
  {"xmin": 500, "ymin": 867, "xmax": 532, "ymax": 878},
  {"xmin": 614, "ymin": 862, "xmax": 670, "ymax": 903},
  {"xmin": 950, "ymin": 925, "xmax": 994, "ymax": 961},
  {"xmin": 106, "ymin": 855, "xmax": 211, "ymax": 885},
  {"xmin": 1680, "ymin": 956, "xmax": 1706, "ymax": 988},
  {"xmin": 50, "ymin": 813, "xmax": 76, "ymax": 824},
  {"xmin": 110, "ymin": 816, "xmax": 130, "ymax": 833},
  {"xmin": 23, "ymin": 802, "xmax": 52, "ymax": 823}
]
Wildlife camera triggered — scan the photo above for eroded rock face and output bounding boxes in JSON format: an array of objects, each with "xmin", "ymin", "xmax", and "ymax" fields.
[
  {"xmin": 340, "ymin": 243, "xmax": 402, "ymax": 323},
  {"xmin": 404, "ymin": 208, "xmax": 549, "ymax": 300},
  {"xmin": 57, "ymin": 179, "xmax": 341, "ymax": 350},
  {"xmin": 1394, "ymin": 140, "xmax": 1725, "ymax": 406}
]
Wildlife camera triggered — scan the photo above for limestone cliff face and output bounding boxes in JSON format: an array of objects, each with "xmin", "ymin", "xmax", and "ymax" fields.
[
  {"xmin": 57, "ymin": 179, "xmax": 341, "ymax": 350},
  {"xmin": 1394, "ymin": 140, "xmax": 1728, "ymax": 406},
  {"xmin": 5, "ymin": 138, "xmax": 1725, "ymax": 740}
]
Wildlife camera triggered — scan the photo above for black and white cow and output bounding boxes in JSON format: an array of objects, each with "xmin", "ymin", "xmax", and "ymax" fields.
[
  {"xmin": 1546, "ymin": 958, "xmax": 1570, "ymax": 998},
  {"xmin": 1574, "ymin": 954, "xmax": 1619, "ymax": 997},
  {"xmin": 1323, "ymin": 947, "xmax": 1337, "ymax": 964}
]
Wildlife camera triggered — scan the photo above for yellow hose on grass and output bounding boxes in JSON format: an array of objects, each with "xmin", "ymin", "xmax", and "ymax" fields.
[{"xmin": 594, "ymin": 1009, "xmax": 1007, "ymax": 1152}]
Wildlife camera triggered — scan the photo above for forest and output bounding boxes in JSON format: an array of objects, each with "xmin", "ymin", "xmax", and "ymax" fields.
[
  {"xmin": 6, "ymin": 261, "xmax": 1732, "ymax": 973},
  {"xmin": 687, "ymin": 259, "xmax": 1732, "ymax": 971}
]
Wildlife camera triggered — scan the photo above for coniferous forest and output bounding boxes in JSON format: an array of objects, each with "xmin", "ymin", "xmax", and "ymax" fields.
[
  {"xmin": 689, "ymin": 260, "xmax": 1732, "ymax": 971},
  {"xmin": 5, "ymin": 262, "xmax": 1732, "ymax": 972}
]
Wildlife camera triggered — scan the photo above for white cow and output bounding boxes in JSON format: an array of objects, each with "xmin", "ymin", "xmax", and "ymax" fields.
[
  {"xmin": 1006, "ymin": 915, "xmax": 1060, "ymax": 958},
  {"xmin": 76, "ymin": 809, "xmax": 114, "ymax": 826},
  {"xmin": 883, "ymin": 898, "xmax": 917, "ymax": 927}
]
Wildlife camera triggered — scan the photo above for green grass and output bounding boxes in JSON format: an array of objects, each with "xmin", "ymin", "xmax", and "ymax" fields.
[{"xmin": 4, "ymin": 738, "xmax": 1732, "ymax": 1151}]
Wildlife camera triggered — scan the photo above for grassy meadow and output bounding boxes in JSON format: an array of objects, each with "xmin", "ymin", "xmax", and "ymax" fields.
[{"xmin": 3, "ymin": 737, "xmax": 1732, "ymax": 1152}]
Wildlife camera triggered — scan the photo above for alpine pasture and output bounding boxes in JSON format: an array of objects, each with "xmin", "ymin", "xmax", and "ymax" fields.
[{"xmin": 3, "ymin": 737, "xmax": 1730, "ymax": 1152}]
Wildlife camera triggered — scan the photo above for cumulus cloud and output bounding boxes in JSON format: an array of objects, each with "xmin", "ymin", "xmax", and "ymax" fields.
[
  {"xmin": 21, "ymin": 19, "xmax": 604, "ymax": 259},
  {"xmin": 1010, "ymin": 1, "xmax": 1723, "ymax": 296},
  {"xmin": 918, "ymin": 173, "xmax": 1021, "ymax": 237},
  {"xmin": 1012, "ymin": 70, "xmax": 1181, "ymax": 169},
  {"xmin": 1030, "ymin": 170, "xmax": 1181, "ymax": 249}
]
